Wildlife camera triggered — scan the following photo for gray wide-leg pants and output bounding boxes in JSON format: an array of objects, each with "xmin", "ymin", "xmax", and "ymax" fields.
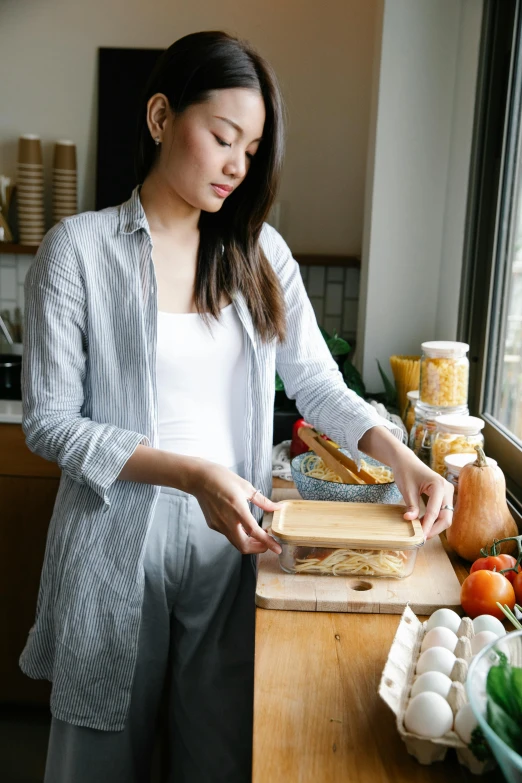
[{"xmin": 44, "ymin": 468, "xmax": 256, "ymax": 783}]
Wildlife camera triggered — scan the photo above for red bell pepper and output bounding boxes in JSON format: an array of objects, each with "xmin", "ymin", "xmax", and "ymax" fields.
[{"xmin": 290, "ymin": 418, "xmax": 313, "ymax": 458}]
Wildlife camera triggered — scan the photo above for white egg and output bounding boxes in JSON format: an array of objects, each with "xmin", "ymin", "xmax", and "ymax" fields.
[
  {"xmin": 405, "ymin": 692, "xmax": 454, "ymax": 738},
  {"xmin": 416, "ymin": 646, "xmax": 456, "ymax": 677},
  {"xmin": 410, "ymin": 671, "xmax": 452, "ymax": 699},
  {"xmin": 472, "ymin": 615, "xmax": 507, "ymax": 638},
  {"xmin": 426, "ymin": 608, "xmax": 461, "ymax": 635},
  {"xmin": 454, "ymin": 702, "xmax": 479, "ymax": 745},
  {"xmin": 471, "ymin": 631, "xmax": 499, "ymax": 656},
  {"xmin": 421, "ymin": 627, "xmax": 458, "ymax": 654}
]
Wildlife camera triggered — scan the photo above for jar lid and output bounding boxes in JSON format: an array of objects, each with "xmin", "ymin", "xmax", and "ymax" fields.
[
  {"xmin": 415, "ymin": 402, "xmax": 469, "ymax": 422},
  {"xmin": 444, "ymin": 452, "xmax": 497, "ymax": 475},
  {"xmin": 421, "ymin": 340, "xmax": 469, "ymax": 358},
  {"xmin": 407, "ymin": 390, "xmax": 419, "ymax": 402},
  {"xmin": 435, "ymin": 414, "xmax": 484, "ymax": 434}
]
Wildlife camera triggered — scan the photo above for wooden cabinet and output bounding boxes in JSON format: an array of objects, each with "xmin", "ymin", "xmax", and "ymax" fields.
[{"xmin": 0, "ymin": 424, "xmax": 60, "ymax": 704}]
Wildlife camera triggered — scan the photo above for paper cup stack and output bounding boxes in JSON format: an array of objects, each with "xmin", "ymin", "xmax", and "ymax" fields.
[
  {"xmin": 17, "ymin": 135, "xmax": 45, "ymax": 246},
  {"xmin": 52, "ymin": 140, "xmax": 77, "ymax": 224}
]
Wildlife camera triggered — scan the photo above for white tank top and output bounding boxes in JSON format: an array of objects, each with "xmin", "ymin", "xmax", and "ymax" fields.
[{"xmin": 156, "ymin": 303, "xmax": 247, "ymax": 469}]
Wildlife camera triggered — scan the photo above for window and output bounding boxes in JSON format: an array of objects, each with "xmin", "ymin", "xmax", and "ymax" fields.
[{"xmin": 460, "ymin": 0, "xmax": 522, "ymax": 512}]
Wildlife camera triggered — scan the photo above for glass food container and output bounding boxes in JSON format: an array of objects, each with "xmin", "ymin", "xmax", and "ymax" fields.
[
  {"xmin": 403, "ymin": 389, "xmax": 419, "ymax": 436},
  {"xmin": 431, "ymin": 414, "xmax": 485, "ymax": 476},
  {"xmin": 419, "ymin": 341, "xmax": 470, "ymax": 407},
  {"xmin": 270, "ymin": 499, "xmax": 425, "ymax": 579},
  {"xmin": 409, "ymin": 401, "xmax": 468, "ymax": 466},
  {"xmin": 443, "ymin": 452, "xmax": 497, "ymax": 500}
]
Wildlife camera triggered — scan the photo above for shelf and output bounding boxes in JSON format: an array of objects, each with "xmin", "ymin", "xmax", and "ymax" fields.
[
  {"xmin": 0, "ymin": 243, "xmax": 361, "ymax": 267},
  {"xmin": 0, "ymin": 243, "xmax": 38, "ymax": 255}
]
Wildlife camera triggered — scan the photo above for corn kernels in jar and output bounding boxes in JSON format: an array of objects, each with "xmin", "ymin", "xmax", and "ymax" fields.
[{"xmin": 420, "ymin": 342, "xmax": 469, "ymax": 407}]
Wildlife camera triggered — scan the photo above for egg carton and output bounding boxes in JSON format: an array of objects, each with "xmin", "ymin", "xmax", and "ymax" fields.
[{"xmin": 378, "ymin": 605, "xmax": 497, "ymax": 775}]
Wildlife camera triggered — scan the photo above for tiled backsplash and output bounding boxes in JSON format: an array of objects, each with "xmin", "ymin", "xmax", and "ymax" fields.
[
  {"xmin": 0, "ymin": 253, "xmax": 360, "ymax": 343},
  {"xmin": 299, "ymin": 264, "xmax": 359, "ymax": 342},
  {"xmin": 0, "ymin": 254, "xmax": 29, "ymax": 316}
]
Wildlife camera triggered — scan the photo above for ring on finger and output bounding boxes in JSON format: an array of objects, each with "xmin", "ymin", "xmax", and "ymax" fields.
[
  {"xmin": 248, "ymin": 487, "xmax": 261, "ymax": 503},
  {"xmin": 441, "ymin": 504, "xmax": 454, "ymax": 512}
]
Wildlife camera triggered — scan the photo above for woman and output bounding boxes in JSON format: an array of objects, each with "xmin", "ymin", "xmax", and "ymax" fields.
[{"xmin": 19, "ymin": 30, "xmax": 454, "ymax": 783}]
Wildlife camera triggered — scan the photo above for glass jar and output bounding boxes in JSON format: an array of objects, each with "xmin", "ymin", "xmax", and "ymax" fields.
[
  {"xmin": 431, "ymin": 415, "xmax": 485, "ymax": 476},
  {"xmin": 444, "ymin": 452, "xmax": 497, "ymax": 501},
  {"xmin": 409, "ymin": 402, "xmax": 469, "ymax": 465},
  {"xmin": 403, "ymin": 390, "xmax": 419, "ymax": 436},
  {"xmin": 419, "ymin": 341, "xmax": 470, "ymax": 407}
]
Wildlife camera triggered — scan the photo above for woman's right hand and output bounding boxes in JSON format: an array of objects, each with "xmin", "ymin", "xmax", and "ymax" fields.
[{"xmin": 187, "ymin": 460, "xmax": 283, "ymax": 555}]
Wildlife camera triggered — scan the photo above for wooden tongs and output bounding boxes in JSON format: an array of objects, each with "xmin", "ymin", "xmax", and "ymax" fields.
[{"xmin": 297, "ymin": 426, "xmax": 378, "ymax": 485}]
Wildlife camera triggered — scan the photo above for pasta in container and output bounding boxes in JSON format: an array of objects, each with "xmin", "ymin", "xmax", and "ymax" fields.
[
  {"xmin": 419, "ymin": 341, "xmax": 469, "ymax": 408},
  {"xmin": 300, "ymin": 453, "xmax": 394, "ymax": 484},
  {"xmin": 409, "ymin": 401, "xmax": 468, "ymax": 466},
  {"xmin": 271, "ymin": 500, "xmax": 425, "ymax": 579},
  {"xmin": 430, "ymin": 415, "xmax": 485, "ymax": 476}
]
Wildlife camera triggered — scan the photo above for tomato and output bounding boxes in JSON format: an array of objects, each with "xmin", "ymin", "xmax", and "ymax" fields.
[
  {"xmin": 513, "ymin": 571, "xmax": 522, "ymax": 605},
  {"xmin": 461, "ymin": 570, "xmax": 515, "ymax": 620},
  {"xmin": 470, "ymin": 555, "xmax": 520, "ymax": 584}
]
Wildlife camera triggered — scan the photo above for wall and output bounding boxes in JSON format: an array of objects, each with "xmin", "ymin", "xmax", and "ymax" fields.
[
  {"xmin": 0, "ymin": 0, "xmax": 379, "ymax": 255},
  {"xmin": 357, "ymin": 0, "xmax": 483, "ymax": 392}
]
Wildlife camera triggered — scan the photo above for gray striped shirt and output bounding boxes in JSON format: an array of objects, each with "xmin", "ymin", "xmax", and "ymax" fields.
[{"xmin": 19, "ymin": 185, "xmax": 402, "ymax": 730}]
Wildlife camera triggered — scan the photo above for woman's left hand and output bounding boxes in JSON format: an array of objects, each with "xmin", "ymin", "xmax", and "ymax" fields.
[{"xmin": 390, "ymin": 450, "xmax": 455, "ymax": 540}]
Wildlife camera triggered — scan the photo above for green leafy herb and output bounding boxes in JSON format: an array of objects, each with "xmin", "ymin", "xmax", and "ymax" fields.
[
  {"xmin": 468, "ymin": 725, "xmax": 494, "ymax": 762},
  {"xmin": 487, "ymin": 700, "xmax": 522, "ymax": 754},
  {"xmin": 487, "ymin": 654, "xmax": 520, "ymax": 721},
  {"xmin": 511, "ymin": 668, "xmax": 522, "ymax": 719},
  {"xmin": 484, "ymin": 650, "xmax": 522, "ymax": 755}
]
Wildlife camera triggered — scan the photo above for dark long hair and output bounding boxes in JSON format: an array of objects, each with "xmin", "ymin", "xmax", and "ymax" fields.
[{"xmin": 135, "ymin": 31, "xmax": 287, "ymax": 342}]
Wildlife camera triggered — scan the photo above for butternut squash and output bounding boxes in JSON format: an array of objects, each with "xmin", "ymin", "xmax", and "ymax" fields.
[{"xmin": 446, "ymin": 445, "xmax": 518, "ymax": 562}]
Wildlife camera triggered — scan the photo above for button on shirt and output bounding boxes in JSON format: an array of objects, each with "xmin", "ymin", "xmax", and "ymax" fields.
[{"xmin": 19, "ymin": 185, "xmax": 403, "ymax": 730}]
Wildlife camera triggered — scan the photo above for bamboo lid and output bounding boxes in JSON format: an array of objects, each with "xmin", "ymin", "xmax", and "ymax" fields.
[{"xmin": 271, "ymin": 500, "xmax": 425, "ymax": 550}]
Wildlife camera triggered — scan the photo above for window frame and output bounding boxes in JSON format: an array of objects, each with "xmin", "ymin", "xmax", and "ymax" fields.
[{"xmin": 459, "ymin": 0, "xmax": 522, "ymax": 518}]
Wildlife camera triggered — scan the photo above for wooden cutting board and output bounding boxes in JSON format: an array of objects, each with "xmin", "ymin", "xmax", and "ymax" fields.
[{"xmin": 256, "ymin": 489, "xmax": 462, "ymax": 614}]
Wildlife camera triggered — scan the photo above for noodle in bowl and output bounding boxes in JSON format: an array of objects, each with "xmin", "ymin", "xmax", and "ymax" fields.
[{"xmin": 290, "ymin": 451, "xmax": 403, "ymax": 504}]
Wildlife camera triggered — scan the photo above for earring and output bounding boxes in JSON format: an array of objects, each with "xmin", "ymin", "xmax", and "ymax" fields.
[{"xmin": 154, "ymin": 137, "xmax": 161, "ymax": 146}]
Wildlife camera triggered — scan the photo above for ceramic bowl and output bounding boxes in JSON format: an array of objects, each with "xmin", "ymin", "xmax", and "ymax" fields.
[{"xmin": 290, "ymin": 450, "xmax": 403, "ymax": 504}]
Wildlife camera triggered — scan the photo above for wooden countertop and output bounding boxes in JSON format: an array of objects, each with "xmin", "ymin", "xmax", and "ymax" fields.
[{"xmin": 253, "ymin": 482, "xmax": 504, "ymax": 782}]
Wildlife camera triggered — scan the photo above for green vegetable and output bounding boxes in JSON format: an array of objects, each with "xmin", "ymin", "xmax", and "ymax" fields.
[
  {"xmin": 468, "ymin": 725, "xmax": 494, "ymax": 762},
  {"xmin": 496, "ymin": 602, "xmax": 522, "ymax": 630},
  {"xmin": 487, "ymin": 700, "xmax": 522, "ymax": 754},
  {"xmin": 487, "ymin": 653, "xmax": 521, "ymax": 721},
  {"xmin": 484, "ymin": 649, "xmax": 522, "ymax": 754}
]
